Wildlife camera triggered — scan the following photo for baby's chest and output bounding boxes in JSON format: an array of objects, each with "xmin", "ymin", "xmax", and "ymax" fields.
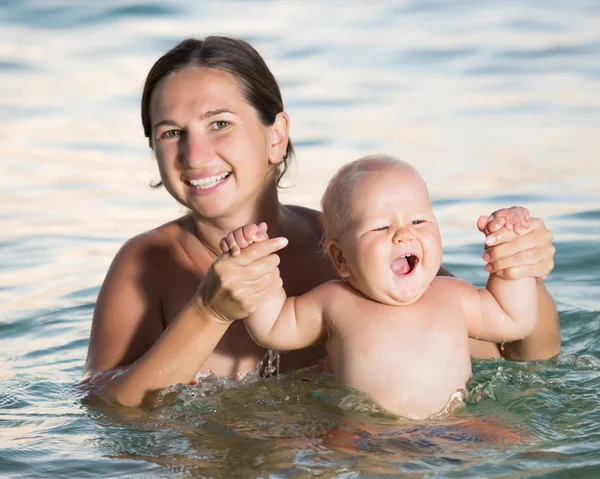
[{"xmin": 328, "ymin": 303, "xmax": 469, "ymax": 364}]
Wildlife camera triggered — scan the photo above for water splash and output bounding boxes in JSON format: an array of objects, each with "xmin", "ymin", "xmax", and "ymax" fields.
[{"xmin": 259, "ymin": 349, "xmax": 281, "ymax": 378}]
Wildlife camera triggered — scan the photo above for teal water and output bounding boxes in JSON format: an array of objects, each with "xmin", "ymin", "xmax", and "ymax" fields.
[{"xmin": 1, "ymin": 1, "xmax": 599, "ymax": 477}]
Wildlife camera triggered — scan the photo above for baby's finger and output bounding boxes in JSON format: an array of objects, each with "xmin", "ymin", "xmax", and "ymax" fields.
[
  {"xmin": 241, "ymin": 224, "xmax": 261, "ymax": 244},
  {"xmin": 233, "ymin": 228, "xmax": 250, "ymax": 249},
  {"xmin": 225, "ymin": 231, "xmax": 241, "ymax": 256},
  {"xmin": 505, "ymin": 206, "xmax": 530, "ymax": 230},
  {"xmin": 489, "ymin": 208, "xmax": 511, "ymax": 220},
  {"xmin": 254, "ymin": 222, "xmax": 269, "ymax": 241},
  {"xmin": 219, "ymin": 237, "xmax": 231, "ymax": 254}
]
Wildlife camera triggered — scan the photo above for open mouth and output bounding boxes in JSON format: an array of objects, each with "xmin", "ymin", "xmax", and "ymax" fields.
[
  {"xmin": 185, "ymin": 172, "xmax": 231, "ymax": 190},
  {"xmin": 390, "ymin": 254, "xmax": 420, "ymax": 276}
]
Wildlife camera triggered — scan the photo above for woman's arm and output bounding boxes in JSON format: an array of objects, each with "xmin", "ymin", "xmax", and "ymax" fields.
[
  {"xmin": 502, "ymin": 282, "xmax": 559, "ymax": 360},
  {"xmin": 478, "ymin": 214, "xmax": 560, "ymax": 360},
  {"xmin": 83, "ymin": 235, "xmax": 287, "ymax": 407}
]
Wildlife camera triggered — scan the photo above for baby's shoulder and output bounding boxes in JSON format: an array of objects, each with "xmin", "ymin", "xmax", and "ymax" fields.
[
  {"xmin": 301, "ymin": 280, "xmax": 356, "ymax": 307},
  {"xmin": 430, "ymin": 276, "xmax": 478, "ymax": 296},
  {"xmin": 309, "ymin": 279, "xmax": 353, "ymax": 297}
]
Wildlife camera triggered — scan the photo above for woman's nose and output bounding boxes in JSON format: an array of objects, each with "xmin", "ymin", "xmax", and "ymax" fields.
[{"xmin": 181, "ymin": 132, "xmax": 213, "ymax": 168}]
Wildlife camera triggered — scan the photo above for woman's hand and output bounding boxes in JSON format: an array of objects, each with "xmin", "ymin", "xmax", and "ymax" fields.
[
  {"xmin": 196, "ymin": 235, "xmax": 288, "ymax": 323},
  {"xmin": 477, "ymin": 209, "xmax": 555, "ymax": 281}
]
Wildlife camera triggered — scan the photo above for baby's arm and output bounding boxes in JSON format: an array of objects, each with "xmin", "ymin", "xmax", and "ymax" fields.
[
  {"xmin": 464, "ymin": 207, "xmax": 538, "ymax": 343},
  {"xmin": 220, "ymin": 224, "xmax": 327, "ymax": 350}
]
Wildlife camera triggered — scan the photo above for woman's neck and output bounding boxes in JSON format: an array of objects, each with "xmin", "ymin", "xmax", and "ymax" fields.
[{"xmin": 192, "ymin": 186, "xmax": 285, "ymax": 257}]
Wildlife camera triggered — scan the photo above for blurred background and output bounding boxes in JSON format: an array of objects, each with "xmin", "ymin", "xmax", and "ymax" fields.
[
  {"xmin": 1, "ymin": 1, "xmax": 599, "ymax": 477},
  {"xmin": 1, "ymin": 0, "xmax": 599, "ymax": 313}
]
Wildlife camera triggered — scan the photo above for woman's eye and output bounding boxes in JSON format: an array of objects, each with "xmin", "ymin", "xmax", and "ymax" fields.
[
  {"xmin": 411, "ymin": 220, "xmax": 425, "ymax": 225},
  {"xmin": 160, "ymin": 129, "xmax": 182, "ymax": 140},
  {"xmin": 211, "ymin": 120, "xmax": 230, "ymax": 130}
]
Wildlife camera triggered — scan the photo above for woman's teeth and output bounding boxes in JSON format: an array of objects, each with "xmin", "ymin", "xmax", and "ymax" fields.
[{"xmin": 188, "ymin": 172, "xmax": 230, "ymax": 189}]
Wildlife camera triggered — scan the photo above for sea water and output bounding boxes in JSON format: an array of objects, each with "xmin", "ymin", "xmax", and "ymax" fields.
[{"xmin": 1, "ymin": 1, "xmax": 599, "ymax": 477}]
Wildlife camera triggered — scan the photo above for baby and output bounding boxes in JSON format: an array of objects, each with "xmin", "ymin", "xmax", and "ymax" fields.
[{"xmin": 220, "ymin": 155, "xmax": 538, "ymax": 420}]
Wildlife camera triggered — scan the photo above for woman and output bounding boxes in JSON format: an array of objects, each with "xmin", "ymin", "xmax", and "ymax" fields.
[{"xmin": 83, "ymin": 36, "xmax": 559, "ymax": 408}]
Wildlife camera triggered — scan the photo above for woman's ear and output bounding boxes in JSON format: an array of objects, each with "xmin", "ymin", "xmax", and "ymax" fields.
[
  {"xmin": 268, "ymin": 112, "xmax": 290, "ymax": 166},
  {"xmin": 326, "ymin": 240, "xmax": 351, "ymax": 278}
]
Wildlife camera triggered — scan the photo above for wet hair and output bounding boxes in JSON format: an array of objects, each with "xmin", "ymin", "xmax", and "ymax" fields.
[
  {"xmin": 141, "ymin": 36, "xmax": 294, "ymax": 188},
  {"xmin": 321, "ymin": 154, "xmax": 420, "ymax": 239}
]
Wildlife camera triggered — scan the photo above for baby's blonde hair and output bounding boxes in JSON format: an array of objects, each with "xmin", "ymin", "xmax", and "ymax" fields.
[{"xmin": 321, "ymin": 154, "xmax": 418, "ymax": 240}]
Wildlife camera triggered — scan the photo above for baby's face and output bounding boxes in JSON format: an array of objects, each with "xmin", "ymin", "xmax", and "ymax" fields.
[{"xmin": 332, "ymin": 167, "xmax": 442, "ymax": 306}]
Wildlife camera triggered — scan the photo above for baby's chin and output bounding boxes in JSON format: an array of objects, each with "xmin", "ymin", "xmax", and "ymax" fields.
[{"xmin": 351, "ymin": 282, "xmax": 428, "ymax": 307}]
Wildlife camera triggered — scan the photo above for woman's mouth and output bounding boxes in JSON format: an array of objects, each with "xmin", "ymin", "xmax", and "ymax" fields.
[
  {"xmin": 185, "ymin": 172, "xmax": 231, "ymax": 190},
  {"xmin": 390, "ymin": 254, "xmax": 420, "ymax": 276}
]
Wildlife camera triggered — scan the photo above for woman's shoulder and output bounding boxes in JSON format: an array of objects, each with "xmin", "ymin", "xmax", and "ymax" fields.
[
  {"xmin": 112, "ymin": 215, "xmax": 192, "ymax": 268},
  {"xmin": 284, "ymin": 203, "xmax": 323, "ymax": 219},
  {"xmin": 282, "ymin": 204, "xmax": 324, "ymax": 236}
]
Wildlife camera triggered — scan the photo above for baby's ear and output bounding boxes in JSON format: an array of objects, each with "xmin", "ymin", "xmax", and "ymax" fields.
[{"xmin": 326, "ymin": 240, "xmax": 351, "ymax": 278}]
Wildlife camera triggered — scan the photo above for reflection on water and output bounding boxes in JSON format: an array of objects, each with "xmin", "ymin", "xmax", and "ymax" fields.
[{"xmin": 1, "ymin": 0, "xmax": 599, "ymax": 477}]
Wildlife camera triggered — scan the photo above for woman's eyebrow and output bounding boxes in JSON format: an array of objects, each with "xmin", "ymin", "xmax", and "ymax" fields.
[
  {"xmin": 200, "ymin": 108, "xmax": 234, "ymax": 119},
  {"xmin": 152, "ymin": 108, "xmax": 235, "ymax": 131},
  {"xmin": 152, "ymin": 119, "xmax": 179, "ymax": 131}
]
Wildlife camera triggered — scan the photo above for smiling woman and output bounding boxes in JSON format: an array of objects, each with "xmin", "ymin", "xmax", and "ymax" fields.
[
  {"xmin": 149, "ymin": 67, "xmax": 289, "ymax": 221},
  {"xmin": 82, "ymin": 36, "xmax": 560, "ymax": 408}
]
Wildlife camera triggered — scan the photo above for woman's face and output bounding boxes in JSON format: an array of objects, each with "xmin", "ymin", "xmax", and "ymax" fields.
[{"xmin": 150, "ymin": 67, "xmax": 287, "ymax": 221}]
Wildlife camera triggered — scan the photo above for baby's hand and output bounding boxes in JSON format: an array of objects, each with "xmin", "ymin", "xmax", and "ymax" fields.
[
  {"xmin": 478, "ymin": 206, "xmax": 530, "ymax": 242},
  {"xmin": 220, "ymin": 222, "xmax": 269, "ymax": 257}
]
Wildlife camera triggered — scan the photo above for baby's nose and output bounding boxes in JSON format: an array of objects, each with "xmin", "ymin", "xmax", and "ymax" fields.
[{"xmin": 391, "ymin": 226, "xmax": 413, "ymax": 244}]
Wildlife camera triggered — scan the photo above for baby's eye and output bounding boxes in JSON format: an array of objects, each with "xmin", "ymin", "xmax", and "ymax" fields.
[
  {"xmin": 210, "ymin": 120, "xmax": 230, "ymax": 130},
  {"xmin": 372, "ymin": 226, "xmax": 389, "ymax": 231},
  {"xmin": 411, "ymin": 220, "xmax": 425, "ymax": 225}
]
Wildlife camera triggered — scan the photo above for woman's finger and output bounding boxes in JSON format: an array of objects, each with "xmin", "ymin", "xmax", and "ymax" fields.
[
  {"xmin": 502, "ymin": 258, "xmax": 553, "ymax": 281},
  {"xmin": 235, "ymin": 237, "xmax": 288, "ymax": 266},
  {"xmin": 485, "ymin": 222, "xmax": 553, "ymax": 260},
  {"xmin": 485, "ymin": 242, "xmax": 555, "ymax": 277},
  {"xmin": 488, "ymin": 257, "xmax": 553, "ymax": 281},
  {"xmin": 233, "ymin": 252, "xmax": 282, "ymax": 282},
  {"xmin": 485, "ymin": 245, "xmax": 537, "ymax": 272},
  {"xmin": 485, "ymin": 225, "xmax": 518, "ymax": 247},
  {"xmin": 235, "ymin": 275, "xmax": 285, "ymax": 316},
  {"xmin": 483, "ymin": 231, "xmax": 535, "ymax": 262},
  {"xmin": 236, "ymin": 268, "xmax": 283, "ymax": 297}
]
